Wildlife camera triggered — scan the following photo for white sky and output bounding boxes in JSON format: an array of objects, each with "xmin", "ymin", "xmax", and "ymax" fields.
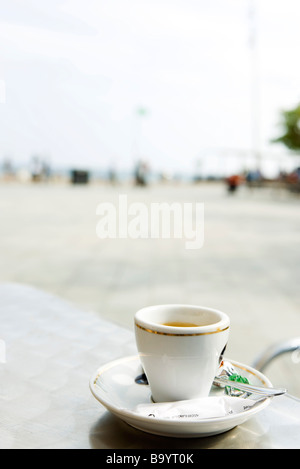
[{"xmin": 0, "ymin": 0, "xmax": 300, "ymax": 174}]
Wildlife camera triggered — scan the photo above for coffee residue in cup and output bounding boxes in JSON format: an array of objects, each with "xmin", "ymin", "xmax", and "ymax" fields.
[{"xmin": 161, "ymin": 322, "xmax": 200, "ymax": 327}]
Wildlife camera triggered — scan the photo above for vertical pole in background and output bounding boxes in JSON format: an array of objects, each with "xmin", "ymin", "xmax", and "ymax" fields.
[
  {"xmin": 248, "ymin": 0, "xmax": 261, "ymax": 171},
  {"xmin": 132, "ymin": 107, "xmax": 149, "ymax": 184}
]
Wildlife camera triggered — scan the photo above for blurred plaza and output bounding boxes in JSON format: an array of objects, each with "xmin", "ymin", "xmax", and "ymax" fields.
[{"xmin": 0, "ymin": 180, "xmax": 299, "ymax": 392}]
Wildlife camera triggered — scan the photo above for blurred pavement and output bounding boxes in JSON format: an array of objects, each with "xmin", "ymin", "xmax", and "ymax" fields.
[{"xmin": 0, "ymin": 181, "xmax": 299, "ymax": 390}]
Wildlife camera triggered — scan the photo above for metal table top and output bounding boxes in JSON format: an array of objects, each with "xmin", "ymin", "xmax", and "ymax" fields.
[{"xmin": 1, "ymin": 283, "xmax": 300, "ymax": 449}]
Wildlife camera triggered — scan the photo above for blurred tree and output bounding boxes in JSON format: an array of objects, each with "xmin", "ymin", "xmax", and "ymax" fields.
[{"xmin": 272, "ymin": 103, "xmax": 300, "ymax": 152}]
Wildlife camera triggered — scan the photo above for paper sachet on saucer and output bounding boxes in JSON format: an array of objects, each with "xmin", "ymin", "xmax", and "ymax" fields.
[{"xmin": 134, "ymin": 396, "xmax": 259, "ymax": 420}]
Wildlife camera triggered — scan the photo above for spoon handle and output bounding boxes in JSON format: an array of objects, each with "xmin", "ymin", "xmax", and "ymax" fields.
[{"xmin": 213, "ymin": 377, "xmax": 287, "ymax": 397}]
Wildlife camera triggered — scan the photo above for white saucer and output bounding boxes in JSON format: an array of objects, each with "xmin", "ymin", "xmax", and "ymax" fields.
[{"xmin": 89, "ymin": 355, "xmax": 272, "ymax": 438}]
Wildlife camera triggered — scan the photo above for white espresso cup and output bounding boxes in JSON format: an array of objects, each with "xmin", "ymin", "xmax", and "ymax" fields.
[{"xmin": 134, "ymin": 304, "xmax": 230, "ymax": 402}]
